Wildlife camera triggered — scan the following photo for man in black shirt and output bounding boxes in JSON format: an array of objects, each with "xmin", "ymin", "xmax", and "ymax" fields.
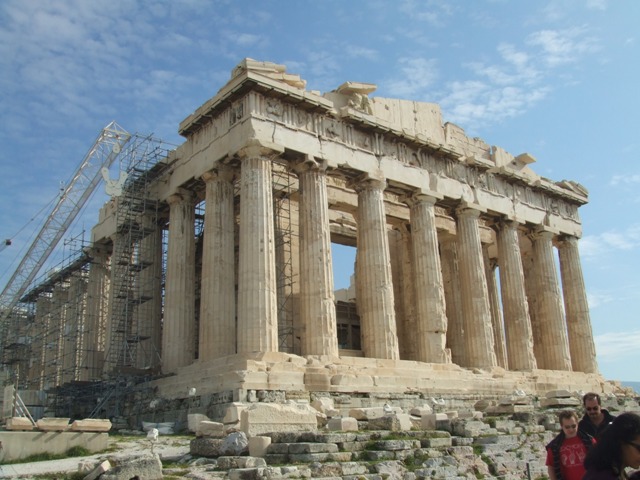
[{"xmin": 578, "ymin": 392, "xmax": 616, "ymax": 438}]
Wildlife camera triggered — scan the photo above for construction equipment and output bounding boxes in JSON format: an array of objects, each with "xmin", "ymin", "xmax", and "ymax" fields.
[{"xmin": 0, "ymin": 122, "xmax": 132, "ymax": 355}]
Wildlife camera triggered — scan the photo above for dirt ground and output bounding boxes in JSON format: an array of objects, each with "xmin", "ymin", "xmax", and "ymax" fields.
[{"xmin": 0, "ymin": 433, "xmax": 193, "ymax": 479}]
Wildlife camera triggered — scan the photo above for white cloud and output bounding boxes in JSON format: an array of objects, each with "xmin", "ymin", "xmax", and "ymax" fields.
[
  {"xmin": 526, "ymin": 26, "xmax": 599, "ymax": 67},
  {"xmin": 586, "ymin": 0, "xmax": 607, "ymax": 10},
  {"xmin": 345, "ymin": 46, "xmax": 378, "ymax": 61},
  {"xmin": 595, "ymin": 330, "xmax": 640, "ymax": 359},
  {"xmin": 399, "ymin": 0, "xmax": 455, "ymax": 27},
  {"xmin": 586, "ymin": 291, "xmax": 614, "ymax": 309},
  {"xmin": 610, "ymin": 174, "xmax": 640, "ymax": 186},
  {"xmin": 385, "ymin": 57, "xmax": 438, "ymax": 98},
  {"xmin": 580, "ymin": 224, "xmax": 640, "ymax": 259}
]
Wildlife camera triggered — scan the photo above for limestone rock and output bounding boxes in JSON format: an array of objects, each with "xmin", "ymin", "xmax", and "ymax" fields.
[
  {"xmin": 220, "ymin": 431, "xmax": 249, "ymax": 456},
  {"xmin": 101, "ymin": 454, "xmax": 162, "ymax": 480},
  {"xmin": 240, "ymin": 402, "xmax": 317, "ymax": 436}
]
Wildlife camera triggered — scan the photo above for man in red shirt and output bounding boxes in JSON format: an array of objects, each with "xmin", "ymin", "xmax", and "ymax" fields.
[{"xmin": 546, "ymin": 410, "xmax": 595, "ymax": 480}]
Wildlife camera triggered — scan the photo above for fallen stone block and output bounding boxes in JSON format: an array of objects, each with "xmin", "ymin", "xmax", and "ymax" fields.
[
  {"xmin": 421, "ymin": 413, "xmax": 450, "ymax": 430},
  {"xmin": 5, "ymin": 417, "xmax": 35, "ymax": 431},
  {"xmin": 546, "ymin": 389, "xmax": 573, "ymax": 398},
  {"xmin": 190, "ymin": 437, "xmax": 224, "ymax": 457},
  {"xmin": 71, "ymin": 419, "xmax": 112, "ymax": 432},
  {"xmin": 101, "ymin": 454, "xmax": 162, "ymax": 480},
  {"xmin": 196, "ymin": 420, "xmax": 225, "ymax": 438},
  {"xmin": 36, "ymin": 417, "xmax": 70, "ymax": 431},
  {"xmin": 348, "ymin": 406, "xmax": 402, "ymax": 420},
  {"xmin": 240, "ymin": 402, "xmax": 317, "ymax": 436},
  {"xmin": 82, "ymin": 460, "xmax": 111, "ymax": 480},
  {"xmin": 540, "ymin": 397, "xmax": 580, "ymax": 408},
  {"xmin": 368, "ymin": 413, "xmax": 412, "ymax": 431},
  {"xmin": 188, "ymin": 413, "xmax": 211, "ymax": 432},
  {"xmin": 327, "ymin": 416, "xmax": 358, "ymax": 431},
  {"xmin": 248, "ymin": 436, "xmax": 272, "ymax": 457}
]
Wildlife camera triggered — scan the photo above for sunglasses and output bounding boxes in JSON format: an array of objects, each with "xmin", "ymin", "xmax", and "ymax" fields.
[
  {"xmin": 626, "ymin": 441, "xmax": 640, "ymax": 453},
  {"xmin": 585, "ymin": 407, "xmax": 600, "ymax": 412}
]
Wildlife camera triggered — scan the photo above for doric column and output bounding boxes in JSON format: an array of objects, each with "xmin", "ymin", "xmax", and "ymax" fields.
[
  {"xmin": 63, "ymin": 275, "xmax": 87, "ymax": 383},
  {"xmin": 440, "ymin": 234, "xmax": 466, "ymax": 367},
  {"xmin": 390, "ymin": 225, "xmax": 417, "ymax": 360},
  {"xmin": 353, "ymin": 175, "xmax": 399, "ymax": 360},
  {"xmin": 295, "ymin": 157, "xmax": 338, "ymax": 357},
  {"xmin": 455, "ymin": 204, "xmax": 497, "ymax": 368},
  {"xmin": 32, "ymin": 296, "xmax": 51, "ymax": 389},
  {"xmin": 199, "ymin": 167, "xmax": 237, "ymax": 360},
  {"xmin": 162, "ymin": 189, "xmax": 196, "ymax": 373},
  {"xmin": 135, "ymin": 217, "xmax": 163, "ymax": 369},
  {"xmin": 405, "ymin": 192, "xmax": 448, "ymax": 364},
  {"xmin": 49, "ymin": 284, "xmax": 69, "ymax": 388},
  {"xmin": 84, "ymin": 248, "xmax": 109, "ymax": 379},
  {"xmin": 557, "ymin": 235, "xmax": 598, "ymax": 373},
  {"xmin": 496, "ymin": 220, "xmax": 537, "ymax": 371},
  {"xmin": 484, "ymin": 247, "xmax": 508, "ymax": 369},
  {"xmin": 237, "ymin": 143, "xmax": 280, "ymax": 353},
  {"xmin": 529, "ymin": 228, "xmax": 572, "ymax": 371}
]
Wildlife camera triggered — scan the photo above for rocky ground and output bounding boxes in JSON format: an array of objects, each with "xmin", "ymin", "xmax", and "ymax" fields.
[{"xmin": 1, "ymin": 394, "xmax": 639, "ymax": 480}]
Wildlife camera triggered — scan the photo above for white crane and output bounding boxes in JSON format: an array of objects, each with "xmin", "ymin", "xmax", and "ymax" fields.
[{"xmin": 0, "ymin": 122, "xmax": 131, "ymax": 347}]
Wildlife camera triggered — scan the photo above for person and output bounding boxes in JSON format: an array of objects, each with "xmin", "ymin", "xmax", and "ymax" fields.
[
  {"xmin": 583, "ymin": 412, "xmax": 640, "ymax": 479},
  {"xmin": 579, "ymin": 392, "xmax": 616, "ymax": 438},
  {"xmin": 546, "ymin": 409, "xmax": 595, "ymax": 480}
]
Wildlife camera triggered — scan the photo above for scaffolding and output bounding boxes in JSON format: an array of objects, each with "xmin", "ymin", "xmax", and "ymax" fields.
[
  {"xmin": 272, "ymin": 162, "xmax": 298, "ymax": 353},
  {"xmin": 102, "ymin": 134, "xmax": 172, "ymax": 374}
]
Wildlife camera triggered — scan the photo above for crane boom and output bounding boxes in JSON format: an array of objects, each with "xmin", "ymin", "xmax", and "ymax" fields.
[{"xmin": 0, "ymin": 121, "xmax": 131, "ymax": 328}]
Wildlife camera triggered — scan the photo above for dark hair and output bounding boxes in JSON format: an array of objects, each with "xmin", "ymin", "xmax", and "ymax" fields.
[
  {"xmin": 583, "ymin": 392, "xmax": 602, "ymax": 406},
  {"xmin": 558, "ymin": 409, "xmax": 578, "ymax": 423},
  {"xmin": 584, "ymin": 412, "xmax": 640, "ymax": 472}
]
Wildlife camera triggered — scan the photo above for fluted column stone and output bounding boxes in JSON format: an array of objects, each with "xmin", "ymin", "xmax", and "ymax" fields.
[
  {"xmin": 237, "ymin": 144, "xmax": 280, "ymax": 353},
  {"xmin": 32, "ymin": 296, "xmax": 51, "ymax": 389},
  {"xmin": 84, "ymin": 248, "xmax": 109, "ymax": 379},
  {"xmin": 557, "ymin": 235, "xmax": 598, "ymax": 373},
  {"xmin": 354, "ymin": 176, "xmax": 399, "ymax": 360},
  {"xmin": 455, "ymin": 205, "xmax": 497, "ymax": 368},
  {"xmin": 496, "ymin": 220, "xmax": 537, "ymax": 371},
  {"xmin": 162, "ymin": 189, "xmax": 196, "ymax": 373},
  {"xmin": 199, "ymin": 167, "xmax": 237, "ymax": 360},
  {"xmin": 484, "ymin": 247, "xmax": 507, "ymax": 369},
  {"xmin": 296, "ymin": 157, "xmax": 338, "ymax": 357},
  {"xmin": 405, "ymin": 192, "xmax": 449, "ymax": 364},
  {"xmin": 391, "ymin": 225, "xmax": 418, "ymax": 360},
  {"xmin": 136, "ymin": 221, "xmax": 163, "ymax": 369},
  {"xmin": 440, "ymin": 234, "xmax": 466, "ymax": 367},
  {"xmin": 530, "ymin": 228, "xmax": 572, "ymax": 371}
]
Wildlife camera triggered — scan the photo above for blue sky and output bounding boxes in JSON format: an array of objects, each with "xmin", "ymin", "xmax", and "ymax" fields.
[{"xmin": 0, "ymin": 0, "xmax": 638, "ymax": 382}]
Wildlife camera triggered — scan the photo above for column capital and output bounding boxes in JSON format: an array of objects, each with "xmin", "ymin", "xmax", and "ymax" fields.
[
  {"xmin": 496, "ymin": 217, "xmax": 521, "ymax": 231},
  {"xmin": 235, "ymin": 139, "xmax": 285, "ymax": 160},
  {"xmin": 528, "ymin": 225, "xmax": 557, "ymax": 242},
  {"xmin": 455, "ymin": 201, "xmax": 486, "ymax": 218},
  {"xmin": 167, "ymin": 187, "xmax": 194, "ymax": 206},
  {"xmin": 555, "ymin": 234, "xmax": 579, "ymax": 246},
  {"xmin": 349, "ymin": 172, "xmax": 386, "ymax": 193},
  {"xmin": 202, "ymin": 165, "xmax": 235, "ymax": 184},
  {"xmin": 292, "ymin": 154, "xmax": 328, "ymax": 175},
  {"xmin": 401, "ymin": 188, "xmax": 443, "ymax": 207}
]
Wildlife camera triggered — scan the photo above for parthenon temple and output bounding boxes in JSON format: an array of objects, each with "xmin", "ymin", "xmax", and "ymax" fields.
[{"xmin": 3, "ymin": 59, "xmax": 610, "ymax": 419}]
